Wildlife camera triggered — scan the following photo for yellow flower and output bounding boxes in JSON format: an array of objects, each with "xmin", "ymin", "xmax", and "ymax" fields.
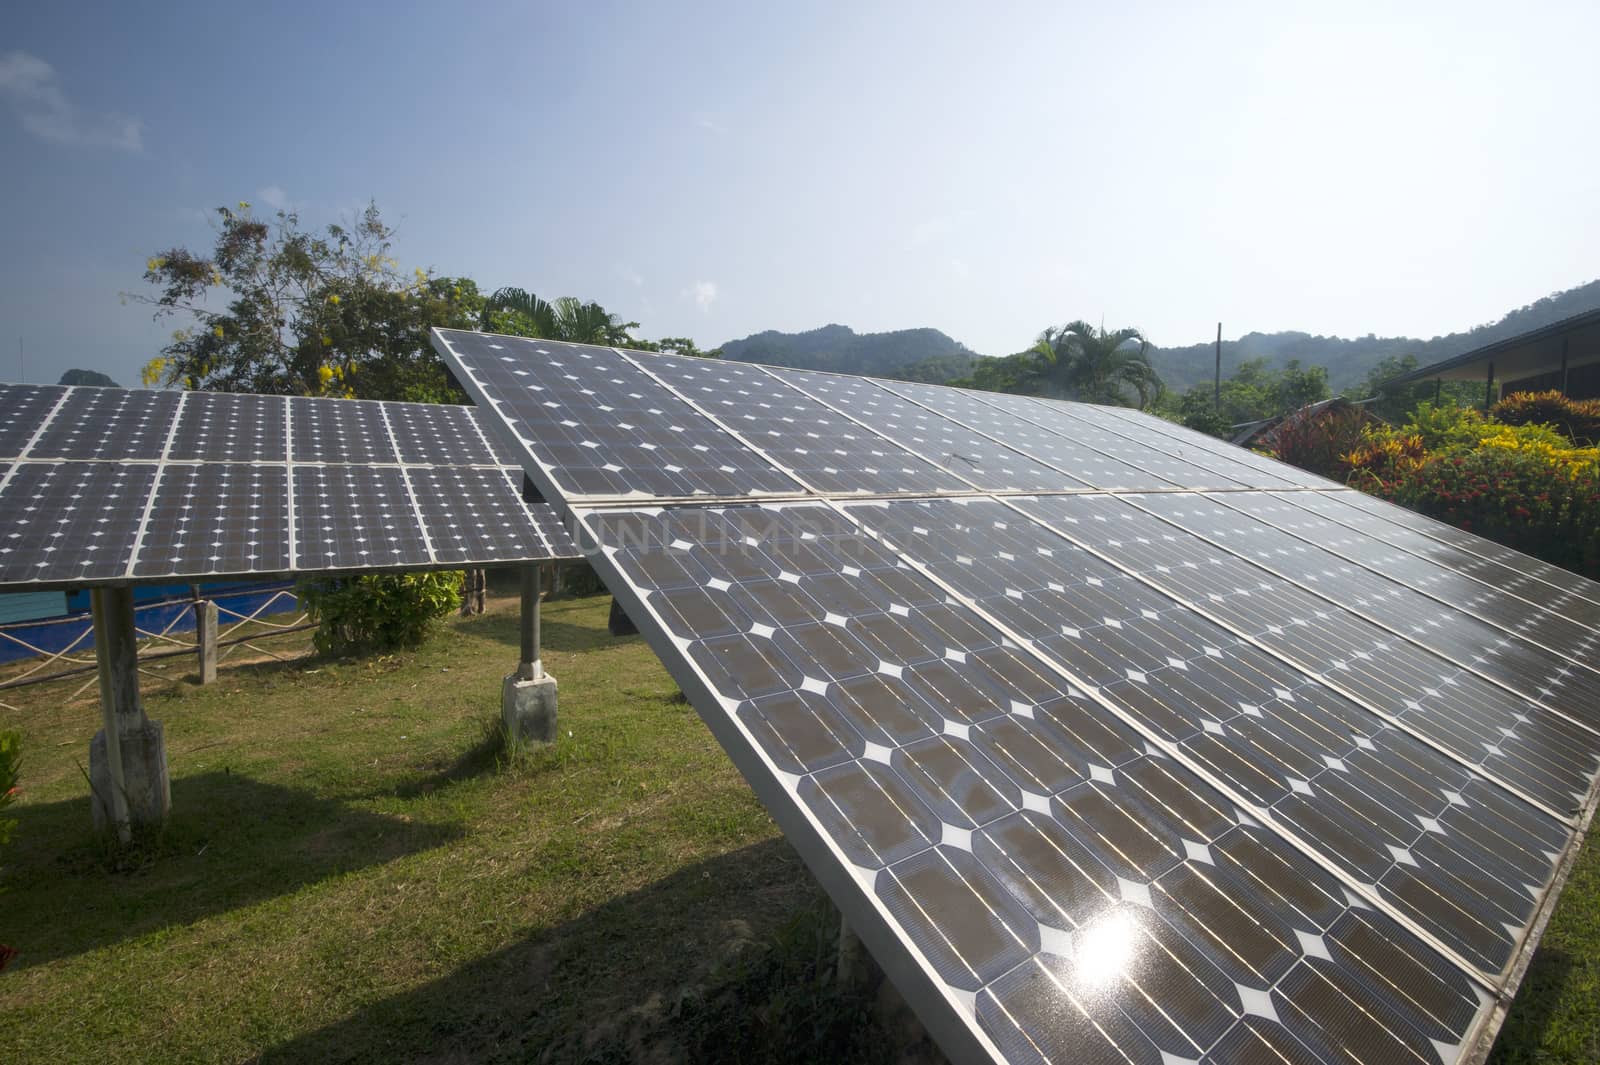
[
  {"xmin": 146, "ymin": 256, "xmax": 167, "ymax": 272},
  {"xmin": 212, "ymin": 326, "xmax": 224, "ymax": 338},
  {"xmin": 327, "ymin": 294, "xmax": 341, "ymax": 306},
  {"xmin": 318, "ymin": 365, "xmax": 334, "ymax": 385},
  {"xmin": 238, "ymin": 200, "xmax": 250, "ymax": 210},
  {"xmin": 321, "ymin": 335, "xmax": 332, "ymax": 347}
]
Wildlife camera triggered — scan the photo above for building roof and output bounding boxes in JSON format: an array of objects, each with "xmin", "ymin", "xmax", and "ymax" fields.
[{"xmin": 1385, "ymin": 306, "xmax": 1600, "ymax": 385}]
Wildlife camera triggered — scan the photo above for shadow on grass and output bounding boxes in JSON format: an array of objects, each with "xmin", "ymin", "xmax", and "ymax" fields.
[
  {"xmin": 0, "ymin": 771, "xmax": 460, "ymax": 970},
  {"xmin": 453, "ymin": 598, "xmax": 625, "ymax": 657},
  {"xmin": 259, "ymin": 838, "xmax": 942, "ymax": 1065},
  {"xmin": 1490, "ymin": 948, "xmax": 1577, "ymax": 1064}
]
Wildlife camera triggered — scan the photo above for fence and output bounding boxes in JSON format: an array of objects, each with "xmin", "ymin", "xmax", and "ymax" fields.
[{"xmin": 0, "ymin": 585, "xmax": 315, "ymax": 712}]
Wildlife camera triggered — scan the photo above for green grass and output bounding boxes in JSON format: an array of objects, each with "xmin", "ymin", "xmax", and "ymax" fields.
[
  {"xmin": 0, "ymin": 593, "xmax": 938, "ymax": 1064},
  {"xmin": 0, "ymin": 591, "xmax": 1595, "ymax": 1062}
]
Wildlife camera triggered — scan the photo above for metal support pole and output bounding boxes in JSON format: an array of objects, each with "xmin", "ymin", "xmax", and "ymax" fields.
[
  {"xmin": 1213, "ymin": 322, "xmax": 1222, "ymax": 411},
  {"xmin": 837, "ymin": 915, "xmax": 870, "ymax": 989},
  {"xmin": 1561, "ymin": 337, "xmax": 1570, "ymax": 396},
  {"xmin": 520, "ymin": 563, "xmax": 542, "ymax": 681},
  {"xmin": 91, "ymin": 589, "xmax": 132, "ymax": 845},
  {"xmin": 1485, "ymin": 360, "xmax": 1495, "ymax": 411}
]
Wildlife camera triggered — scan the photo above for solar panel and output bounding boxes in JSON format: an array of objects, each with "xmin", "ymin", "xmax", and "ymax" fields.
[
  {"xmin": 433, "ymin": 330, "xmax": 804, "ymax": 499},
  {"xmin": 437, "ymin": 327, "xmax": 1600, "ymax": 1065},
  {"xmin": 0, "ymin": 383, "xmax": 580, "ymax": 589}
]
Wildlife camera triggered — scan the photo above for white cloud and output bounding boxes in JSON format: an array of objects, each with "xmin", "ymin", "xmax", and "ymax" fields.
[
  {"xmin": 615, "ymin": 265, "xmax": 644, "ymax": 287},
  {"xmin": 0, "ymin": 51, "xmax": 142, "ymax": 150},
  {"xmin": 686, "ymin": 280, "xmax": 719, "ymax": 310},
  {"xmin": 692, "ymin": 112, "xmax": 726, "ymax": 134},
  {"xmin": 258, "ymin": 185, "xmax": 290, "ymax": 210}
]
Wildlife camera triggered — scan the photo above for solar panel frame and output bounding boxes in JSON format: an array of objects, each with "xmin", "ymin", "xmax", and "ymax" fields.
[
  {"xmin": 0, "ymin": 383, "xmax": 582, "ymax": 590},
  {"xmin": 435, "ymin": 330, "xmax": 1600, "ymax": 1064}
]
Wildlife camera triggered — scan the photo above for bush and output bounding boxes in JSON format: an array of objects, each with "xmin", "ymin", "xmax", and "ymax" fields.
[
  {"xmin": 1345, "ymin": 402, "xmax": 1600, "ymax": 578},
  {"xmin": 1491, "ymin": 390, "xmax": 1600, "ymax": 446},
  {"xmin": 298, "ymin": 571, "xmax": 462, "ymax": 656},
  {"xmin": 1260, "ymin": 402, "xmax": 1372, "ymax": 480}
]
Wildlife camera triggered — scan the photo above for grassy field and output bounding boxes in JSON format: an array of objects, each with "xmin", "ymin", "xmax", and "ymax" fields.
[{"xmin": 0, "ymin": 590, "xmax": 1595, "ymax": 1063}]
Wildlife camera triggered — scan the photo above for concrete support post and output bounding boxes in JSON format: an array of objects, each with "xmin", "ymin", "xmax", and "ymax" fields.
[
  {"xmin": 194, "ymin": 599, "xmax": 218, "ymax": 686},
  {"xmin": 88, "ymin": 587, "xmax": 170, "ymax": 836},
  {"xmin": 502, "ymin": 563, "xmax": 557, "ymax": 745}
]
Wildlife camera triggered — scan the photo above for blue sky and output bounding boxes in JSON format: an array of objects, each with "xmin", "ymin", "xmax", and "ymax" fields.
[{"xmin": 2, "ymin": 0, "xmax": 1598, "ymax": 387}]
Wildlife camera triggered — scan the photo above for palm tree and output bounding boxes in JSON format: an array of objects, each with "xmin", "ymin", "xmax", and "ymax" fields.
[
  {"xmin": 481, "ymin": 288, "xmax": 640, "ymax": 346},
  {"xmin": 1032, "ymin": 320, "xmax": 1163, "ymax": 408}
]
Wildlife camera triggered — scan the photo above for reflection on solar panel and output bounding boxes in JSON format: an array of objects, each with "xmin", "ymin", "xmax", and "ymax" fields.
[
  {"xmin": 437, "ymin": 327, "xmax": 1600, "ymax": 1065},
  {"xmin": 0, "ymin": 383, "xmax": 579, "ymax": 588}
]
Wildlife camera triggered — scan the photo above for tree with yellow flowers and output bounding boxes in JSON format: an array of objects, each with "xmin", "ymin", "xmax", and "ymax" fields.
[{"xmin": 131, "ymin": 201, "xmax": 482, "ymax": 401}]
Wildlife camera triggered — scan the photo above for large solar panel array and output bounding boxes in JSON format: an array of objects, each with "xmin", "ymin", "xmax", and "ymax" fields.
[
  {"xmin": 0, "ymin": 383, "xmax": 579, "ymax": 589},
  {"xmin": 436, "ymin": 327, "xmax": 1600, "ymax": 1065}
]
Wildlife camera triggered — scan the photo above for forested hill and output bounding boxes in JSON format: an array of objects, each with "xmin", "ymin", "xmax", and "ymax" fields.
[
  {"xmin": 717, "ymin": 324, "xmax": 977, "ymax": 382},
  {"xmin": 1149, "ymin": 278, "xmax": 1600, "ymax": 392}
]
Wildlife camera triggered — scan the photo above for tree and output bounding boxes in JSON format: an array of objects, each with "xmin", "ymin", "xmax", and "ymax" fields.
[
  {"xmin": 481, "ymin": 288, "xmax": 641, "ymax": 346},
  {"xmin": 58, "ymin": 369, "xmax": 119, "ymax": 387},
  {"xmin": 1032, "ymin": 321, "xmax": 1163, "ymax": 407},
  {"xmin": 132, "ymin": 202, "xmax": 482, "ymax": 402},
  {"xmin": 1346, "ymin": 353, "xmax": 1477, "ymax": 423}
]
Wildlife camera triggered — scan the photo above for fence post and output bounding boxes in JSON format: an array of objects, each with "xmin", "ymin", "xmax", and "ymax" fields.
[{"xmin": 195, "ymin": 599, "xmax": 218, "ymax": 685}]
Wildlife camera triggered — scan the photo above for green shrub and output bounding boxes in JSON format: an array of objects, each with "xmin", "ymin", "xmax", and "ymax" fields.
[
  {"xmin": 298, "ymin": 571, "xmax": 462, "ymax": 656},
  {"xmin": 1260, "ymin": 402, "xmax": 1371, "ymax": 480},
  {"xmin": 1366, "ymin": 446, "xmax": 1600, "ymax": 579},
  {"xmin": 1491, "ymin": 390, "xmax": 1600, "ymax": 446}
]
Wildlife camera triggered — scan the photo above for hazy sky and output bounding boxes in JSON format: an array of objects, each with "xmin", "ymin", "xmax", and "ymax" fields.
[{"xmin": 2, "ymin": 0, "xmax": 1597, "ymax": 387}]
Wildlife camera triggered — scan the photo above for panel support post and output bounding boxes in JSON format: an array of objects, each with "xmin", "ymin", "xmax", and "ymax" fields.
[
  {"xmin": 837, "ymin": 915, "xmax": 872, "ymax": 989},
  {"xmin": 88, "ymin": 587, "xmax": 170, "ymax": 837},
  {"xmin": 195, "ymin": 598, "xmax": 218, "ymax": 686},
  {"xmin": 502, "ymin": 563, "xmax": 557, "ymax": 745},
  {"xmin": 1485, "ymin": 359, "xmax": 1495, "ymax": 411},
  {"xmin": 1561, "ymin": 336, "xmax": 1570, "ymax": 396}
]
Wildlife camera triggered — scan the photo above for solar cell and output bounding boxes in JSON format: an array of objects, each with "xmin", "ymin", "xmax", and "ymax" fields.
[
  {"xmin": 1023, "ymin": 493, "xmax": 1600, "ymax": 820},
  {"xmin": 291, "ymin": 465, "xmax": 430, "ymax": 570},
  {"xmin": 583, "ymin": 501, "xmax": 1494, "ymax": 1065},
  {"xmin": 767, "ymin": 366, "xmax": 1078, "ymax": 491},
  {"xmin": 844, "ymin": 496, "xmax": 1567, "ymax": 976},
  {"xmin": 291, "ymin": 395, "xmax": 397, "ymax": 464},
  {"xmin": 964, "ymin": 388, "xmax": 1268, "ymax": 491},
  {"xmin": 0, "ymin": 384, "xmax": 66, "ymax": 457},
  {"xmin": 1081, "ymin": 404, "xmax": 1336, "ymax": 490},
  {"xmin": 1294, "ymin": 490, "xmax": 1600, "ymax": 626},
  {"xmin": 1223, "ymin": 492, "xmax": 1600, "ymax": 704},
  {"xmin": 434, "ymin": 329, "xmax": 804, "ymax": 499},
  {"xmin": 641, "ymin": 353, "xmax": 970, "ymax": 494},
  {"xmin": 0, "ymin": 382, "xmax": 580, "ymax": 588},
  {"xmin": 386, "ymin": 399, "xmax": 502, "ymax": 466},
  {"xmin": 409, "ymin": 466, "xmax": 562, "ymax": 564},
  {"xmin": 0, "ymin": 461, "xmax": 156, "ymax": 583},
  {"xmin": 874, "ymin": 381, "xmax": 1180, "ymax": 491},
  {"xmin": 168, "ymin": 391, "xmax": 287, "ymax": 463},
  {"xmin": 133, "ymin": 463, "xmax": 291, "ymax": 577},
  {"xmin": 440, "ymin": 330, "xmax": 1600, "ymax": 1064},
  {"xmin": 29, "ymin": 387, "xmax": 181, "ymax": 460}
]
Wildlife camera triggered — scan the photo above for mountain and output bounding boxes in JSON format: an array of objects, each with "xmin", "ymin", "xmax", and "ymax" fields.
[
  {"xmin": 718, "ymin": 324, "xmax": 977, "ymax": 382},
  {"xmin": 58, "ymin": 368, "xmax": 119, "ymax": 387},
  {"xmin": 1147, "ymin": 278, "xmax": 1600, "ymax": 393}
]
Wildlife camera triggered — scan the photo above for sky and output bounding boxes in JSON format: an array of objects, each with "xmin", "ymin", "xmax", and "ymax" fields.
[{"xmin": 1, "ymin": 0, "xmax": 1598, "ymax": 387}]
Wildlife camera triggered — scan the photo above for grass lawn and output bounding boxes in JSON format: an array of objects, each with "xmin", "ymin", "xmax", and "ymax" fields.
[{"xmin": 0, "ymin": 590, "xmax": 1594, "ymax": 1063}]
